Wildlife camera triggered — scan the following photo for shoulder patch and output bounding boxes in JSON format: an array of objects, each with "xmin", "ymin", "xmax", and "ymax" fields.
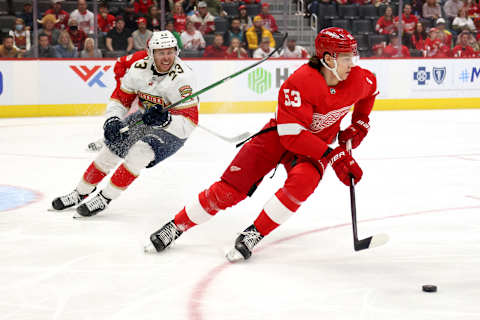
[{"xmin": 179, "ymin": 85, "xmax": 193, "ymax": 98}]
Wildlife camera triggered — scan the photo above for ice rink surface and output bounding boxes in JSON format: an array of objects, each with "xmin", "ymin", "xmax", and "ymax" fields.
[{"xmin": 1, "ymin": 110, "xmax": 479, "ymax": 320}]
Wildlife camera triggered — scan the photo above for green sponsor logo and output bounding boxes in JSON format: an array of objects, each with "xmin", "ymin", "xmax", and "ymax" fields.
[{"xmin": 248, "ymin": 67, "xmax": 271, "ymax": 94}]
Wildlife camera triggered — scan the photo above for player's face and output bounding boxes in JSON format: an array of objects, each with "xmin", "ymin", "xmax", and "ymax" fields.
[
  {"xmin": 153, "ymin": 48, "xmax": 176, "ymax": 72},
  {"xmin": 335, "ymin": 53, "xmax": 356, "ymax": 80}
]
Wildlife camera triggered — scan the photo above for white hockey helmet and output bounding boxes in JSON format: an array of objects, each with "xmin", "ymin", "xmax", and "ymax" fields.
[{"xmin": 147, "ymin": 30, "xmax": 179, "ymax": 58}]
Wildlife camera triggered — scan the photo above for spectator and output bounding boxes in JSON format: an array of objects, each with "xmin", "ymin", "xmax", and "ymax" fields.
[
  {"xmin": 376, "ymin": 6, "xmax": 396, "ymax": 35},
  {"xmin": 183, "ymin": 0, "xmax": 197, "ymax": 16},
  {"xmin": 424, "ymin": 28, "xmax": 451, "ymax": 57},
  {"xmin": 253, "ymin": 36, "xmax": 279, "ymax": 58},
  {"xmin": 106, "ymin": 16, "xmax": 134, "ymax": 52},
  {"xmin": 258, "ymin": 3, "xmax": 279, "ymax": 33},
  {"xmin": 225, "ymin": 37, "xmax": 249, "ymax": 58},
  {"xmin": 133, "ymin": 0, "xmax": 156, "ymax": 15},
  {"xmin": 238, "ymin": 5, "xmax": 252, "ymax": 32},
  {"xmin": 67, "ymin": 19, "xmax": 87, "ymax": 51},
  {"xmin": 173, "ymin": 2, "xmax": 188, "ymax": 33},
  {"xmin": 465, "ymin": 0, "xmax": 480, "ymax": 17},
  {"xmin": 444, "ymin": 0, "xmax": 464, "ymax": 22},
  {"xmin": 452, "ymin": 7, "xmax": 477, "ymax": 32},
  {"xmin": 54, "ymin": 30, "xmax": 78, "ymax": 58},
  {"xmin": 9, "ymin": 18, "xmax": 31, "ymax": 53},
  {"xmin": 121, "ymin": 4, "xmax": 140, "ymax": 32},
  {"xmin": 145, "ymin": 6, "xmax": 160, "ymax": 30},
  {"xmin": 203, "ymin": 33, "xmax": 227, "ymax": 57},
  {"xmin": 383, "ymin": 33, "xmax": 411, "ymax": 57},
  {"xmin": 38, "ymin": 14, "xmax": 61, "ymax": 46},
  {"xmin": 394, "ymin": 4, "xmax": 418, "ymax": 47},
  {"xmin": 203, "ymin": 0, "xmax": 226, "ymax": 17},
  {"xmin": 98, "ymin": 3, "xmax": 116, "ymax": 34},
  {"xmin": 70, "ymin": 0, "xmax": 95, "ymax": 35},
  {"xmin": 0, "ymin": 36, "xmax": 21, "ymax": 58},
  {"xmin": 223, "ymin": 18, "xmax": 244, "ymax": 47},
  {"xmin": 44, "ymin": 0, "xmax": 70, "ymax": 30},
  {"xmin": 24, "ymin": 33, "xmax": 57, "ymax": 58},
  {"xmin": 18, "ymin": 2, "xmax": 33, "ymax": 30},
  {"xmin": 422, "ymin": 0, "xmax": 442, "ymax": 21},
  {"xmin": 371, "ymin": 42, "xmax": 386, "ymax": 57},
  {"xmin": 166, "ymin": 20, "xmax": 183, "ymax": 49},
  {"xmin": 280, "ymin": 38, "xmax": 310, "ymax": 58},
  {"xmin": 411, "ymin": 22, "xmax": 427, "ymax": 50},
  {"xmin": 80, "ymin": 37, "xmax": 103, "ymax": 58},
  {"xmin": 245, "ymin": 16, "xmax": 275, "ymax": 52},
  {"xmin": 452, "ymin": 30, "xmax": 476, "ymax": 56},
  {"xmin": 132, "ymin": 17, "xmax": 153, "ymax": 51},
  {"xmin": 190, "ymin": 1, "xmax": 216, "ymax": 35},
  {"xmin": 181, "ymin": 20, "xmax": 206, "ymax": 50},
  {"xmin": 435, "ymin": 18, "xmax": 453, "ymax": 47}
]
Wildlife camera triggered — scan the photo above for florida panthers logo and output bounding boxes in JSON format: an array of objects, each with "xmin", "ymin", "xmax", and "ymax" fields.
[{"xmin": 310, "ymin": 105, "xmax": 351, "ymax": 132}]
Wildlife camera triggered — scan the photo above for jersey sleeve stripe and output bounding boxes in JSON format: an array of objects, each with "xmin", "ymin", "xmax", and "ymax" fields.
[{"xmin": 277, "ymin": 123, "xmax": 307, "ymax": 136}]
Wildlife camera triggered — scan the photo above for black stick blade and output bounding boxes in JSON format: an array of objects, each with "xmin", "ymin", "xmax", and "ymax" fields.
[{"xmin": 354, "ymin": 233, "xmax": 389, "ymax": 251}]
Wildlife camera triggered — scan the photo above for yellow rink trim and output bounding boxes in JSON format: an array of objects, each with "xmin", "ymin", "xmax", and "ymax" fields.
[{"xmin": 0, "ymin": 98, "xmax": 479, "ymax": 117}]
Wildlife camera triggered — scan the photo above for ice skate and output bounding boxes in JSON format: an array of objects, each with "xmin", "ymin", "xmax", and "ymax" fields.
[
  {"xmin": 226, "ymin": 224, "xmax": 264, "ymax": 262},
  {"xmin": 51, "ymin": 189, "xmax": 88, "ymax": 211},
  {"xmin": 75, "ymin": 192, "xmax": 111, "ymax": 217},
  {"xmin": 144, "ymin": 220, "xmax": 183, "ymax": 253}
]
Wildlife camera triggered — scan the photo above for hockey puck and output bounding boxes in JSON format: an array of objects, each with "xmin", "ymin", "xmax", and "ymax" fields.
[{"xmin": 422, "ymin": 285, "xmax": 437, "ymax": 292}]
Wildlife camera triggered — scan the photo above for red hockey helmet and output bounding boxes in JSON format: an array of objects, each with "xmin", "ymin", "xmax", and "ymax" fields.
[{"xmin": 315, "ymin": 27, "xmax": 358, "ymax": 58}]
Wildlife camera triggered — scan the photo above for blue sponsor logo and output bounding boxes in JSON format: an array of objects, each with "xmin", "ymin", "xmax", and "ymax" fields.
[
  {"xmin": 414, "ymin": 66, "xmax": 430, "ymax": 85},
  {"xmin": 471, "ymin": 67, "xmax": 480, "ymax": 82},
  {"xmin": 0, "ymin": 71, "xmax": 3, "ymax": 95},
  {"xmin": 432, "ymin": 67, "xmax": 446, "ymax": 84},
  {"xmin": 458, "ymin": 67, "xmax": 480, "ymax": 83}
]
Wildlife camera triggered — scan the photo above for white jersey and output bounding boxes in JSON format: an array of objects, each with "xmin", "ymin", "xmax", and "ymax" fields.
[
  {"xmin": 252, "ymin": 47, "xmax": 279, "ymax": 59},
  {"xmin": 70, "ymin": 9, "xmax": 95, "ymax": 34},
  {"xmin": 106, "ymin": 56, "xmax": 199, "ymax": 140},
  {"xmin": 280, "ymin": 45, "xmax": 310, "ymax": 59}
]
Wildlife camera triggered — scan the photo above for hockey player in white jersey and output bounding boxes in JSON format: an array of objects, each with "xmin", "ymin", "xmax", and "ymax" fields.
[{"xmin": 51, "ymin": 31, "xmax": 199, "ymax": 217}]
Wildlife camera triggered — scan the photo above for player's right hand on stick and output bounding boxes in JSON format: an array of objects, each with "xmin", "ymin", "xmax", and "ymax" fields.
[
  {"xmin": 103, "ymin": 117, "xmax": 127, "ymax": 143},
  {"xmin": 325, "ymin": 146, "xmax": 363, "ymax": 186},
  {"xmin": 141, "ymin": 105, "xmax": 172, "ymax": 127}
]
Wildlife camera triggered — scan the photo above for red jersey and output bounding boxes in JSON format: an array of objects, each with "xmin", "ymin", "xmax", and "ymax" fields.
[
  {"xmin": 383, "ymin": 44, "xmax": 411, "ymax": 57},
  {"xmin": 394, "ymin": 14, "xmax": 418, "ymax": 33},
  {"xmin": 274, "ymin": 64, "xmax": 378, "ymax": 161},
  {"xmin": 98, "ymin": 14, "xmax": 116, "ymax": 33},
  {"xmin": 375, "ymin": 16, "xmax": 396, "ymax": 34},
  {"xmin": 134, "ymin": 0, "xmax": 154, "ymax": 14},
  {"xmin": 452, "ymin": 45, "xmax": 476, "ymax": 58},
  {"xmin": 424, "ymin": 38, "xmax": 451, "ymax": 57},
  {"xmin": 174, "ymin": 14, "xmax": 187, "ymax": 33},
  {"xmin": 44, "ymin": 9, "xmax": 70, "ymax": 30},
  {"xmin": 258, "ymin": 13, "xmax": 279, "ymax": 33},
  {"xmin": 203, "ymin": 45, "xmax": 227, "ymax": 58}
]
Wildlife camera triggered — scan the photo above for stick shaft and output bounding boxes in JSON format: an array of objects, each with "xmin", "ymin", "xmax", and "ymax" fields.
[
  {"xmin": 120, "ymin": 33, "xmax": 288, "ymax": 133},
  {"xmin": 346, "ymin": 140, "xmax": 359, "ymax": 243}
]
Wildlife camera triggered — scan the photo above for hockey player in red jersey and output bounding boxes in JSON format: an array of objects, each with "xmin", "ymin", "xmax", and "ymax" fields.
[
  {"xmin": 51, "ymin": 31, "xmax": 199, "ymax": 217},
  {"xmin": 145, "ymin": 27, "xmax": 378, "ymax": 261}
]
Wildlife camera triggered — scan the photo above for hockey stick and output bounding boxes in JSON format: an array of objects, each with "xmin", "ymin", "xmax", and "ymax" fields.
[
  {"xmin": 346, "ymin": 140, "xmax": 389, "ymax": 251},
  {"xmin": 119, "ymin": 33, "xmax": 288, "ymax": 134},
  {"xmin": 198, "ymin": 124, "xmax": 251, "ymax": 144}
]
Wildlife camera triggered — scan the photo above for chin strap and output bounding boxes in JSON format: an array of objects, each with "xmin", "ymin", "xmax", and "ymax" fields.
[{"xmin": 320, "ymin": 57, "xmax": 343, "ymax": 81}]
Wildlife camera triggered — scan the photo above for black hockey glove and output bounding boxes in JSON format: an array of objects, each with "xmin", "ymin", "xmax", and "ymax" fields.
[
  {"xmin": 103, "ymin": 117, "xmax": 127, "ymax": 143},
  {"xmin": 142, "ymin": 105, "xmax": 172, "ymax": 127}
]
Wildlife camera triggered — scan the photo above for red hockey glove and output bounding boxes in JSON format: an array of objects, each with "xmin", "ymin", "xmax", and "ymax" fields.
[
  {"xmin": 325, "ymin": 146, "xmax": 363, "ymax": 186},
  {"xmin": 338, "ymin": 116, "xmax": 370, "ymax": 149}
]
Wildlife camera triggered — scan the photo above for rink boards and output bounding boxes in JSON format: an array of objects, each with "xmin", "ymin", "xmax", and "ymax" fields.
[{"xmin": 0, "ymin": 58, "xmax": 479, "ymax": 117}]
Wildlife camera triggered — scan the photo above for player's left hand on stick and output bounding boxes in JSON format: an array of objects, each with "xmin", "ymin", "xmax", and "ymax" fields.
[
  {"xmin": 338, "ymin": 115, "xmax": 370, "ymax": 149},
  {"xmin": 103, "ymin": 117, "xmax": 128, "ymax": 143},
  {"xmin": 325, "ymin": 146, "xmax": 363, "ymax": 186},
  {"xmin": 141, "ymin": 105, "xmax": 172, "ymax": 127}
]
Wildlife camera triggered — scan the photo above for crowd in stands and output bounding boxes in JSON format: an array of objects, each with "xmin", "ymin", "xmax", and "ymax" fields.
[
  {"xmin": 0, "ymin": 0, "xmax": 309, "ymax": 59},
  {"xmin": 0, "ymin": 0, "xmax": 478, "ymax": 58},
  {"xmin": 307, "ymin": 0, "xmax": 480, "ymax": 57}
]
